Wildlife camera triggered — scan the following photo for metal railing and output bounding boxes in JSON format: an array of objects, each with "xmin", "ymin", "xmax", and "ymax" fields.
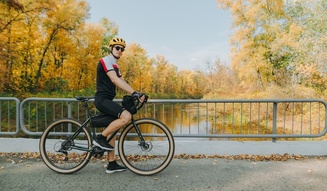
[
  {"xmin": 0, "ymin": 97, "xmax": 20, "ymax": 135},
  {"xmin": 148, "ymin": 99, "xmax": 327, "ymax": 141},
  {"xmin": 1, "ymin": 97, "xmax": 327, "ymax": 141}
]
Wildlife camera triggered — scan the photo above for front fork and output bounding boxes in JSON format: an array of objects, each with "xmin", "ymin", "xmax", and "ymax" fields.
[{"xmin": 131, "ymin": 119, "xmax": 150, "ymax": 150}]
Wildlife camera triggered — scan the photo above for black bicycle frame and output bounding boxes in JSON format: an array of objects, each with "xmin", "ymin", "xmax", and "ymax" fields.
[
  {"xmin": 60, "ymin": 119, "xmax": 91, "ymax": 152},
  {"xmin": 61, "ymin": 99, "xmax": 147, "ymax": 153}
]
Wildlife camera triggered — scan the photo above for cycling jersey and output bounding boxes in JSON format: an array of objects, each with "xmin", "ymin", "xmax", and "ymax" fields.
[{"xmin": 95, "ymin": 54, "xmax": 122, "ymax": 100}]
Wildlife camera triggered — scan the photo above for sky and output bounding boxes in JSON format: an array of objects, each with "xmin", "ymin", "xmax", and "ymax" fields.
[{"xmin": 86, "ymin": 0, "xmax": 232, "ymax": 71}]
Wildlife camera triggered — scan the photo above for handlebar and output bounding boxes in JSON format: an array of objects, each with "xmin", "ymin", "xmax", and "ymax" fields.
[{"xmin": 134, "ymin": 94, "xmax": 148, "ymax": 111}]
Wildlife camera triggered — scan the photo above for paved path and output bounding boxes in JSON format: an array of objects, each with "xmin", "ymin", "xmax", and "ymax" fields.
[
  {"xmin": 1, "ymin": 156, "xmax": 327, "ymax": 191},
  {"xmin": 2, "ymin": 138, "xmax": 327, "ymax": 155},
  {"xmin": 2, "ymin": 138, "xmax": 327, "ymax": 190}
]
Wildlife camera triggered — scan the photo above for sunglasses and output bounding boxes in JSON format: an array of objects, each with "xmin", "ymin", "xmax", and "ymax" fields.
[{"xmin": 114, "ymin": 46, "xmax": 125, "ymax": 52}]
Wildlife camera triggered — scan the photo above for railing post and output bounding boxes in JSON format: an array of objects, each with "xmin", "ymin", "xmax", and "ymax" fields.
[
  {"xmin": 68, "ymin": 101, "xmax": 72, "ymax": 132},
  {"xmin": 272, "ymin": 101, "xmax": 278, "ymax": 142}
]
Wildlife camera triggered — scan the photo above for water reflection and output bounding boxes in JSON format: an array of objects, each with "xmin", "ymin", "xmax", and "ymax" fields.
[
  {"xmin": 134, "ymin": 101, "xmax": 326, "ymax": 140},
  {"xmin": 137, "ymin": 103, "xmax": 211, "ymax": 135}
]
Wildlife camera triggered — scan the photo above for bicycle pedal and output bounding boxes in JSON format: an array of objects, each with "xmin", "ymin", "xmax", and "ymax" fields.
[
  {"xmin": 93, "ymin": 146, "xmax": 106, "ymax": 153},
  {"xmin": 93, "ymin": 152, "xmax": 104, "ymax": 158},
  {"xmin": 92, "ymin": 146, "xmax": 105, "ymax": 158}
]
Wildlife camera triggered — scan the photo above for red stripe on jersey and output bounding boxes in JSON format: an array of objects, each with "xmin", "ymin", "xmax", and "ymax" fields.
[
  {"xmin": 100, "ymin": 59, "xmax": 109, "ymax": 73},
  {"xmin": 113, "ymin": 64, "xmax": 122, "ymax": 77}
]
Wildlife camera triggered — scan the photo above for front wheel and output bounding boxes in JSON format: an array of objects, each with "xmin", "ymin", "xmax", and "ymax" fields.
[
  {"xmin": 39, "ymin": 118, "xmax": 92, "ymax": 174},
  {"xmin": 118, "ymin": 118, "xmax": 175, "ymax": 175}
]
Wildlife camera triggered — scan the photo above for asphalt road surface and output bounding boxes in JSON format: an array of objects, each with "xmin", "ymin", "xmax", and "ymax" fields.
[{"xmin": 1, "ymin": 156, "xmax": 327, "ymax": 191}]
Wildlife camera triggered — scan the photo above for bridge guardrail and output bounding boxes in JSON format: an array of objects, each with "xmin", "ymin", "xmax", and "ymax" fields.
[
  {"xmin": 1, "ymin": 97, "xmax": 327, "ymax": 141},
  {"xmin": 0, "ymin": 97, "xmax": 20, "ymax": 135}
]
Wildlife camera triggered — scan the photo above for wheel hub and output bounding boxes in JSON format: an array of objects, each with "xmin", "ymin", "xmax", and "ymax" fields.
[{"xmin": 139, "ymin": 141, "xmax": 153, "ymax": 152}]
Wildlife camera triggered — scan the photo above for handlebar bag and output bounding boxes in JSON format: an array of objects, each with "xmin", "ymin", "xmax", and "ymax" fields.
[{"xmin": 122, "ymin": 95, "xmax": 137, "ymax": 114}]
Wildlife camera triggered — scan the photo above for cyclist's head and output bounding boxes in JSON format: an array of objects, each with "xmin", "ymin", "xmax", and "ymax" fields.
[{"xmin": 109, "ymin": 37, "xmax": 126, "ymax": 59}]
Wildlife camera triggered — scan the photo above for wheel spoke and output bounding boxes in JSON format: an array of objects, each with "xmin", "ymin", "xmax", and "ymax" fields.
[
  {"xmin": 119, "ymin": 119, "xmax": 175, "ymax": 175},
  {"xmin": 39, "ymin": 119, "xmax": 92, "ymax": 174}
]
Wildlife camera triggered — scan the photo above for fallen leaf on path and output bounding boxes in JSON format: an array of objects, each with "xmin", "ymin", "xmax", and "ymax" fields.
[{"xmin": 0, "ymin": 152, "xmax": 315, "ymax": 163}]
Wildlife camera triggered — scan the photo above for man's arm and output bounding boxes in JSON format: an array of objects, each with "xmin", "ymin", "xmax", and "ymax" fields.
[{"xmin": 107, "ymin": 70, "xmax": 134, "ymax": 94}]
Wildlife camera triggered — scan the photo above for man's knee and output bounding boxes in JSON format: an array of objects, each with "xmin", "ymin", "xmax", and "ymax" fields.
[{"xmin": 120, "ymin": 110, "xmax": 132, "ymax": 124}]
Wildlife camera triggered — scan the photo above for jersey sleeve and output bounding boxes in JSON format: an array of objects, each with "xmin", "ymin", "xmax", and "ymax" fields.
[
  {"xmin": 100, "ymin": 58, "xmax": 113, "ymax": 73},
  {"xmin": 99, "ymin": 58, "xmax": 122, "ymax": 77}
]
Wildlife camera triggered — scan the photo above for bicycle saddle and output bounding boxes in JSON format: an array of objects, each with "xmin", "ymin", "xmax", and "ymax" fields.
[{"xmin": 75, "ymin": 96, "xmax": 95, "ymax": 101}]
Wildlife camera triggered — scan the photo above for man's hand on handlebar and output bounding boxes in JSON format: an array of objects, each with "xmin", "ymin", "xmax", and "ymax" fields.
[{"xmin": 132, "ymin": 91, "xmax": 148, "ymax": 103}]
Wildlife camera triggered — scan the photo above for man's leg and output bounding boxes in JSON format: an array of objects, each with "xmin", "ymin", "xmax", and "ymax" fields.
[
  {"xmin": 105, "ymin": 110, "xmax": 131, "ymax": 160},
  {"xmin": 107, "ymin": 135, "xmax": 116, "ymax": 161},
  {"xmin": 102, "ymin": 110, "xmax": 132, "ymax": 136},
  {"xmin": 104, "ymin": 111, "xmax": 131, "ymax": 173},
  {"xmin": 93, "ymin": 111, "xmax": 131, "ymax": 150}
]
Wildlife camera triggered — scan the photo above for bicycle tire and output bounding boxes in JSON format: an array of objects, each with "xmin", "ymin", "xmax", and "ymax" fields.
[
  {"xmin": 39, "ymin": 118, "xmax": 92, "ymax": 174},
  {"xmin": 118, "ymin": 118, "xmax": 175, "ymax": 176}
]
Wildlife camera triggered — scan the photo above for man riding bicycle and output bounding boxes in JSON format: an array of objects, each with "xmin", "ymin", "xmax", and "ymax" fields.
[{"xmin": 93, "ymin": 37, "xmax": 146, "ymax": 173}]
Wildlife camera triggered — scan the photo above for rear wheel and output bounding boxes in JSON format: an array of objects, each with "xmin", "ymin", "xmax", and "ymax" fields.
[
  {"xmin": 118, "ymin": 118, "xmax": 175, "ymax": 175},
  {"xmin": 39, "ymin": 118, "xmax": 92, "ymax": 174}
]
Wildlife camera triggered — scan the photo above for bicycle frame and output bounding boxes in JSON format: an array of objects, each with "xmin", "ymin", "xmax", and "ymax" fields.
[
  {"xmin": 59, "ymin": 118, "xmax": 91, "ymax": 152},
  {"xmin": 63, "ymin": 99, "xmax": 147, "ymax": 153},
  {"xmin": 91, "ymin": 116, "xmax": 147, "ymax": 150}
]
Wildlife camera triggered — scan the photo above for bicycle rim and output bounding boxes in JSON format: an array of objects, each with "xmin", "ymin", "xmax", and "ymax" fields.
[
  {"xmin": 118, "ymin": 118, "xmax": 175, "ymax": 175},
  {"xmin": 39, "ymin": 118, "xmax": 92, "ymax": 174}
]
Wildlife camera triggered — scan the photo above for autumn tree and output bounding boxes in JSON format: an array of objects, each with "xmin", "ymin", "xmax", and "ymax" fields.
[
  {"xmin": 287, "ymin": 0, "xmax": 327, "ymax": 95},
  {"xmin": 216, "ymin": 0, "xmax": 302, "ymax": 97},
  {"xmin": 99, "ymin": 18, "xmax": 118, "ymax": 56},
  {"xmin": 46, "ymin": 17, "xmax": 117, "ymax": 94},
  {"xmin": 202, "ymin": 58, "xmax": 239, "ymax": 99},
  {"xmin": 118, "ymin": 43, "xmax": 153, "ymax": 96},
  {"xmin": 0, "ymin": 0, "xmax": 24, "ymax": 33},
  {"xmin": 0, "ymin": 0, "xmax": 47, "ymax": 94},
  {"xmin": 1, "ymin": 0, "xmax": 216, "ymax": 99},
  {"xmin": 33, "ymin": 0, "xmax": 90, "ymax": 93},
  {"xmin": 150, "ymin": 55, "xmax": 178, "ymax": 97},
  {"xmin": 0, "ymin": 0, "xmax": 92, "ymax": 95},
  {"xmin": 216, "ymin": 0, "xmax": 327, "ymax": 98},
  {"xmin": 62, "ymin": 23, "xmax": 106, "ymax": 94}
]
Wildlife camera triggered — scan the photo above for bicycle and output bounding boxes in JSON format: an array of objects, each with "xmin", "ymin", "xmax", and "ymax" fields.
[{"xmin": 39, "ymin": 96, "xmax": 175, "ymax": 176}]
